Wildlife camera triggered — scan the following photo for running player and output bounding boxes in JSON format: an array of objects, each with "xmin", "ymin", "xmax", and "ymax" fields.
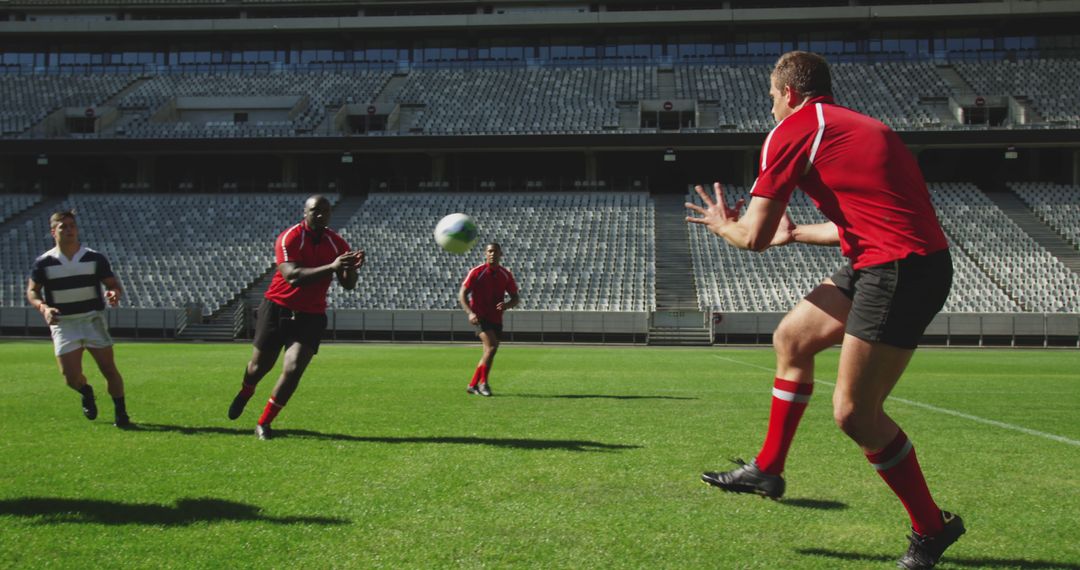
[
  {"xmin": 27, "ymin": 210, "xmax": 132, "ymax": 428},
  {"xmin": 458, "ymin": 242, "xmax": 519, "ymax": 397},
  {"xmin": 227, "ymin": 195, "xmax": 363, "ymax": 439}
]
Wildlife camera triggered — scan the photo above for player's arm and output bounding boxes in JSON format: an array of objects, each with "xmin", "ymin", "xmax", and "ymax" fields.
[
  {"xmin": 496, "ymin": 292, "xmax": 520, "ymax": 312},
  {"xmin": 102, "ymin": 275, "xmax": 123, "ymax": 306},
  {"xmin": 458, "ymin": 284, "xmax": 479, "ymax": 325},
  {"xmin": 336, "ymin": 250, "xmax": 364, "ymax": 290},
  {"xmin": 278, "ymin": 252, "xmax": 356, "ymax": 287},
  {"xmin": 26, "ymin": 278, "xmax": 60, "ymax": 325},
  {"xmin": 685, "ymin": 182, "xmax": 788, "ymax": 252},
  {"xmin": 790, "ymin": 222, "xmax": 840, "ymax": 246}
]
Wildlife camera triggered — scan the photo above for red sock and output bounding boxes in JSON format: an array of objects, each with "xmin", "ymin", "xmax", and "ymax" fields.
[
  {"xmin": 469, "ymin": 364, "xmax": 485, "ymax": 388},
  {"xmin": 866, "ymin": 429, "xmax": 944, "ymax": 536},
  {"xmin": 754, "ymin": 378, "xmax": 813, "ymax": 475},
  {"xmin": 480, "ymin": 363, "xmax": 491, "ymax": 385},
  {"xmin": 239, "ymin": 382, "xmax": 256, "ymax": 398},
  {"xmin": 257, "ymin": 397, "xmax": 283, "ymax": 426}
]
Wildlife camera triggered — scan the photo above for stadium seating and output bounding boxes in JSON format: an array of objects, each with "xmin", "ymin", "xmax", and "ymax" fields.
[
  {"xmin": 1010, "ymin": 182, "xmax": 1080, "ymax": 250},
  {"xmin": 0, "ymin": 193, "xmax": 331, "ymax": 316},
  {"xmin": 330, "ymin": 192, "xmax": 656, "ymax": 312},
  {"xmin": 929, "ymin": 183, "xmax": 1080, "ymax": 312},
  {"xmin": 0, "ymin": 194, "xmax": 41, "ymax": 224},
  {"xmin": 686, "ymin": 185, "xmax": 1029, "ymax": 313},
  {"xmin": 2, "ymin": 60, "xmax": 1080, "ymax": 136}
]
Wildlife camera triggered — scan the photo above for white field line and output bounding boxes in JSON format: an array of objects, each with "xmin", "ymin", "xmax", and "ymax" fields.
[{"xmin": 713, "ymin": 354, "xmax": 1080, "ymax": 447}]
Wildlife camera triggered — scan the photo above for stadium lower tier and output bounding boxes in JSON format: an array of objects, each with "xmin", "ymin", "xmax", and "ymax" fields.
[{"xmin": 1, "ymin": 188, "xmax": 1078, "ymax": 318}]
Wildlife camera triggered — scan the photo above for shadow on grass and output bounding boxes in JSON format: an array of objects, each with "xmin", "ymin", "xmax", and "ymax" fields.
[
  {"xmin": 0, "ymin": 497, "xmax": 347, "ymax": 526},
  {"xmin": 796, "ymin": 548, "xmax": 1080, "ymax": 569},
  {"xmin": 506, "ymin": 393, "xmax": 698, "ymax": 401},
  {"xmin": 781, "ymin": 498, "xmax": 848, "ymax": 510},
  {"xmin": 138, "ymin": 423, "xmax": 639, "ymax": 452}
]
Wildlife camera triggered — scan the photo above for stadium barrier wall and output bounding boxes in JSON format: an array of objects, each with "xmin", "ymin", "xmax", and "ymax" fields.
[{"xmin": 1, "ymin": 307, "xmax": 1077, "ymax": 346}]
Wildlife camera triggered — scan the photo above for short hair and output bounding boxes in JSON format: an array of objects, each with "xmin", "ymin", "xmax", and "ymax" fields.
[
  {"xmin": 485, "ymin": 242, "xmax": 501, "ymax": 251},
  {"xmin": 772, "ymin": 51, "xmax": 833, "ymax": 98},
  {"xmin": 305, "ymin": 194, "xmax": 330, "ymax": 209},
  {"xmin": 49, "ymin": 210, "xmax": 76, "ymax": 229}
]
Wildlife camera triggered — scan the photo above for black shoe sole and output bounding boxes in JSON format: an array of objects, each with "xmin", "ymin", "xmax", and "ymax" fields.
[
  {"xmin": 701, "ymin": 473, "xmax": 783, "ymax": 500},
  {"xmin": 82, "ymin": 404, "xmax": 98, "ymax": 421}
]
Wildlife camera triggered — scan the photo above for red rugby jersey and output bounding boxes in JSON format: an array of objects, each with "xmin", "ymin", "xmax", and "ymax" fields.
[
  {"xmin": 462, "ymin": 263, "xmax": 518, "ymax": 324},
  {"xmin": 264, "ymin": 221, "xmax": 351, "ymax": 314},
  {"xmin": 750, "ymin": 96, "xmax": 948, "ymax": 269}
]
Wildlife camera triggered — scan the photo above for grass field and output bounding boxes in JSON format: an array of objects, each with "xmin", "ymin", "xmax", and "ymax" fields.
[{"xmin": 1, "ymin": 341, "xmax": 1078, "ymax": 569}]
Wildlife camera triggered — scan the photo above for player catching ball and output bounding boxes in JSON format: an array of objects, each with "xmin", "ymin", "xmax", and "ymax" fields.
[
  {"xmin": 685, "ymin": 51, "xmax": 962, "ymax": 570},
  {"xmin": 227, "ymin": 195, "xmax": 363, "ymax": 440},
  {"xmin": 458, "ymin": 242, "xmax": 519, "ymax": 397}
]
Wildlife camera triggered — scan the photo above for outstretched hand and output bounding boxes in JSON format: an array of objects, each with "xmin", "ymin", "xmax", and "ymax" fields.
[{"xmin": 685, "ymin": 182, "xmax": 744, "ymax": 236}]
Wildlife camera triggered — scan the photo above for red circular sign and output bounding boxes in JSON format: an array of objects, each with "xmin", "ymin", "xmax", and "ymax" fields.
[
  {"xmin": 84, "ymin": 107, "xmax": 95, "ymax": 118},
  {"xmin": 663, "ymin": 101, "xmax": 673, "ymax": 111},
  {"xmin": 974, "ymin": 96, "xmax": 985, "ymax": 107},
  {"xmin": 367, "ymin": 105, "xmax": 377, "ymax": 115}
]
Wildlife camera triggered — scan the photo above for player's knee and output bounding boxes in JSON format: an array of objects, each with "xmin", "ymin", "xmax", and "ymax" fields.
[
  {"xmin": 773, "ymin": 323, "xmax": 807, "ymax": 359},
  {"xmin": 833, "ymin": 403, "xmax": 872, "ymax": 442},
  {"xmin": 61, "ymin": 371, "xmax": 82, "ymax": 388}
]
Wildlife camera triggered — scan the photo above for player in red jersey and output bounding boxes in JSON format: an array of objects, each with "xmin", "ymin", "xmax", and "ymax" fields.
[
  {"xmin": 458, "ymin": 242, "xmax": 519, "ymax": 397},
  {"xmin": 685, "ymin": 52, "xmax": 962, "ymax": 569},
  {"xmin": 227, "ymin": 195, "xmax": 363, "ymax": 439}
]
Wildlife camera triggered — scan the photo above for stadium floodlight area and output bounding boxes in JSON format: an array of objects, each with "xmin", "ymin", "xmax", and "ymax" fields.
[
  {"xmin": 331, "ymin": 192, "xmax": 656, "ymax": 312},
  {"xmin": 0, "ymin": 193, "xmax": 333, "ymax": 316},
  {"xmin": 930, "ymin": 182, "xmax": 1080, "ymax": 313},
  {"xmin": 1010, "ymin": 182, "xmax": 1080, "ymax": 250}
]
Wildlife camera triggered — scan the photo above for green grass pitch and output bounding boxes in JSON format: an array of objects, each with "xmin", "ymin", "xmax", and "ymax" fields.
[{"xmin": 1, "ymin": 341, "xmax": 1078, "ymax": 569}]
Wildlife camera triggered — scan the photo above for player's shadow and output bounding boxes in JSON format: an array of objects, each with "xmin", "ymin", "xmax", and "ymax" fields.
[
  {"xmin": 0, "ymin": 497, "xmax": 348, "ymax": 526},
  {"xmin": 796, "ymin": 548, "xmax": 1080, "ymax": 569},
  {"xmin": 507, "ymin": 393, "xmax": 697, "ymax": 401},
  {"xmin": 780, "ymin": 498, "xmax": 848, "ymax": 510},
  {"xmin": 138, "ymin": 423, "xmax": 638, "ymax": 453}
]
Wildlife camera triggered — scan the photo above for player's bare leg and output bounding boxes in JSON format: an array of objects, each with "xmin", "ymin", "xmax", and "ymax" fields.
[
  {"xmin": 254, "ymin": 342, "xmax": 315, "ymax": 439},
  {"xmin": 229, "ymin": 346, "xmax": 281, "ymax": 420},
  {"xmin": 476, "ymin": 330, "xmax": 499, "ymax": 396},
  {"xmin": 835, "ymin": 334, "xmax": 963, "ymax": 566},
  {"xmin": 57, "ymin": 348, "xmax": 96, "ymax": 420},
  {"xmin": 703, "ymin": 281, "xmax": 847, "ymax": 498},
  {"xmin": 88, "ymin": 345, "xmax": 130, "ymax": 427}
]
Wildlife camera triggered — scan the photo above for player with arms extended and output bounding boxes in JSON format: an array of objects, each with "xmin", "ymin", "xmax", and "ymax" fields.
[
  {"xmin": 26, "ymin": 210, "xmax": 132, "ymax": 428},
  {"xmin": 685, "ymin": 51, "xmax": 962, "ymax": 569},
  {"xmin": 458, "ymin": 242, "xmax": 519, "ymax": 397},
  {"xmin": 227, "ymin": 195, "xmax": 363, "ymax": 439}
]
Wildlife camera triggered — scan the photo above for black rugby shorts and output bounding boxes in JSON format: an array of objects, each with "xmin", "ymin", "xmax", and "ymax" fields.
[
  {"xmin": 829, "ymin": 249, "xmax": 952, "ymax": 349},
  {"xmin": 253, "ymin": 298, "xmax": 328, "ymax": 354}
]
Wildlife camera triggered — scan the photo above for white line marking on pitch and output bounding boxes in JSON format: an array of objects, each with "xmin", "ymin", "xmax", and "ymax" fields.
[{"xmin": 713, "ymin": 354, "xmax": 1080, "ymax": 447}]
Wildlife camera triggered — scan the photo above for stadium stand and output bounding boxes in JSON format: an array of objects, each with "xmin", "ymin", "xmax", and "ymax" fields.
[
  {"xmin": 0, "ymin": 193, "xmax": 332, "ymax": 316},
  {"xmin": 0, "ymin": 194, "xmax": 41, "ymax": 224},
  {"xmin": 687, "ymin": 185, "xmax": 1025, "ymax": 313},
  {"xmin": 331, "ymin": 192, "xmax": 656, "ymax": 312},
  {"xmin": 1010, "ymin": 182, "xmax": 1080, "ymax": 250},
  {"xmin": 929, "ymin": 183, "xmax": 1080, "ymax": 313},
  {"xmin": 954, "ymin": 59, "xmax": 1080, "ymax": 125},
  {"xmin": 397, "ymin": 66, "xmax": 655, "ymax": 135},
  {"xmin": 3, "ymin": 60, "xmax": 1080, "ymax": 136}
]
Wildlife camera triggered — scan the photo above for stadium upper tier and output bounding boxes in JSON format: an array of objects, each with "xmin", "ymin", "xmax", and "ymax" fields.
[{"xmin": 2, "ymin": 59, "xmax": 1078, "ymax": 138}]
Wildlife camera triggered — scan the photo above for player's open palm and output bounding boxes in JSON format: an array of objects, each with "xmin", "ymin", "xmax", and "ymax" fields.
[{"xmin": 685, "ymin": 182, "xmax": 744, "ymax": 236}]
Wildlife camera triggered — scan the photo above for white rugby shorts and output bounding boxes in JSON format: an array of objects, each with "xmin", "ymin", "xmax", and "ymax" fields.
[{"xmin": 49, "ymin": 311, "xmax": 114, "ymax": 356}]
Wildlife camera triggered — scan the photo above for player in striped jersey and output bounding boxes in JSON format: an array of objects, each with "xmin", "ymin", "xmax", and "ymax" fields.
[
  {"xmin": 458, "ymin": 242, "xmax": 519, "ymax": 396},
  {"xmin": 26, "ymin": 210, "xmax": 131, "ymax": 428},
  {"xmin": 685, "ymin": 52, "xmax": 962, "ymax": 569}
]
